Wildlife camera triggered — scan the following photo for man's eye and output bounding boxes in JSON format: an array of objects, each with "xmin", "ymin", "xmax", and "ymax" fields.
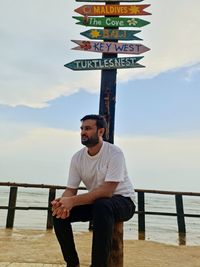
[{"xmin": 81, "ymin": 127, "xmax": 91, "ymax": 130}]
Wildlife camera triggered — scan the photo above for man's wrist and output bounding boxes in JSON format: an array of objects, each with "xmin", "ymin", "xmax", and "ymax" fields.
[{"xmin": 71, "ymin": 195, "xmax": 77, "ymax": 207}]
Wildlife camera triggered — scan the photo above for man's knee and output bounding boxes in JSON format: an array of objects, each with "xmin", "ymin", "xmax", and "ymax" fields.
[{"xmin": 93, "ymin": 198, "xmax": 113, "ymax": 217}]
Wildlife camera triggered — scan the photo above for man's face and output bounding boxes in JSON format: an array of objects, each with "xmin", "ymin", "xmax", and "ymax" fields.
[{"xmin": 80, "ymin": 119, "xmax": 100, "ymax": 147}]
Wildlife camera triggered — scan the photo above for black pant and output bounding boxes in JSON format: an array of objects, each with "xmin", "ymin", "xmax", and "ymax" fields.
[{"xmin": 53, "ymin": 195, "xmax": 135, "ymax": 267}]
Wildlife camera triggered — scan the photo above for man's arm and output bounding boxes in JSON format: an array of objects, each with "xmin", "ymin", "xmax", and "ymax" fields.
[
  {"xmin": 71, "ymin": 181, "xmax": 118, "ymax": 205},
  {"xmin": 62, "ymin": 187, "xmax": 78, "ymax": 197},
  {"xmin": 57, "ymin": 181, "xmax": 119, "ymax": 217}
]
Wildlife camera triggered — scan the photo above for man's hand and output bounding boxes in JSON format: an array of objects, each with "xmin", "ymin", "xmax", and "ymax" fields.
[
  {"xmin": 51, "ymin": 198, "xmax": 67, "ymax": 219},
  {"xmin": 51, "ymin": 197, "xmax": 74, "ymax": 219},
  {"xmin": 59, "ymin": 196, "xmax": 75, "ymax": 211},
  {"xmin": 51, "ymin": 187, "xmax": 78, "ymax": 219}
]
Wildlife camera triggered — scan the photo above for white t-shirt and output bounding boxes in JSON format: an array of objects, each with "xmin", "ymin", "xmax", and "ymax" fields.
[{"xmin": 67, "ymin": 141, "xmax": 136, "ymax": 202}]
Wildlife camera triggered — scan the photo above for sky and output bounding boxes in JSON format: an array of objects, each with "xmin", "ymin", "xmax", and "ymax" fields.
[{"xmin": 0, "ymin": 0, "xmax": 200, "ymax": 192}]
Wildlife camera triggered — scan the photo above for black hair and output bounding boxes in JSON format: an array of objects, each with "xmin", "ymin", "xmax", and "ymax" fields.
[{"xmin": 80, "ymin": 114, "xmax": 107, "ymax": 130}]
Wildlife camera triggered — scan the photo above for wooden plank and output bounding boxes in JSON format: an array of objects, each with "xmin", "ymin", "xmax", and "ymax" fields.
[
  {"xmin": 64, "ymin": 56, "xmax": 144, "ymax": 71},
  {"xmin": 72, "ymin": 40, "xmax": 150, "ymax": 54},
  {"xmin": 1, "ymin": 183, "xmax": 200, "ymax": 196},
  {"xmin": 73, "ymin": 16, "xmax": 150, "ymax": 28},
  {"xmin": 75, "ymin": 4, "xmax": 151, "ymax": 16},
  {"xmin": 81, "ymin": 29, "xmax": 142, "ymax": 41}
]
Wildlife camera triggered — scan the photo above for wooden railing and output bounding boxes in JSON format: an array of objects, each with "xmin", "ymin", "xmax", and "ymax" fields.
[{"xmin": 0, "ymin": 182, "xmax": 200, "ymax": 245}]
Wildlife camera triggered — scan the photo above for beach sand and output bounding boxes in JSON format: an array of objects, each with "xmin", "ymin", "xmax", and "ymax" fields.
[{"xmin": 0, "ymin": 229, "xmax": 199, "ymax": 267}]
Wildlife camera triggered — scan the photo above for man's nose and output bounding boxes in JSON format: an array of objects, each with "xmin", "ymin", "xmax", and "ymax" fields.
[{"xmin": 81, "ymin": 128, "xmax": 86, "ymax": 135}]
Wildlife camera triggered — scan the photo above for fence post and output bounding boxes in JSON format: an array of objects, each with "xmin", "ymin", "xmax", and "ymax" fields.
[
  {"xmin": 46, "ymin": 188, "xmax": 56, "ymax": 229},
  {"xmin": 138, "ymin": 191, "xmax": 145, "ymax": 240},
  {"xmin": 175, "ymin": 194, "xmax": 186, "ymax": 233},
  {"xmin": 6, "ymin": 186, "xmax": 18, "ymax": 228}
]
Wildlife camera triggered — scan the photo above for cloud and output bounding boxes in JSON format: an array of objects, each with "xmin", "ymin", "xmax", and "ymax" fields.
[
  {"xmin": 0, "ymin": 0, "xmax": 100, "ymax": 108},
  {"xmin": 0, "ymin": 0, "xmax": 199, "ymax": 107},
  {"xmin": 0, "ymin": 122, "xmax": 199, "ymax": 192},
  {"xmin": 185, "ymin": 64, "xmax": 200, "ymax": 82},
  {"xmin": 118, "ymin": 0, "xmax": 200, "ymax": 81}
]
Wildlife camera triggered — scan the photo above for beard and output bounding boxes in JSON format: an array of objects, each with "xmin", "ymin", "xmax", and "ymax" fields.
[{"xmin": 81, "ymin": 133, "xmax": 100, "ymax": 147}]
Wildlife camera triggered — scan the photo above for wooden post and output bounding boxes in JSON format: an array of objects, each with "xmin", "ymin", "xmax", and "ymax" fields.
[
  {"xmin": 99, "ymin": 53, "xmax": 117, "ymax": 144},
  {"xmin": 138, "ymin": 191, "xmax": 145, "ymax": 240},
  {"xmin": 108, "ymin": 222, "xmax": 124, "ymax": 267},
  {"xmin": 178, "ymin": 233, "xmax": 186, "ymax": 246},
  {"xmin": 99, "ymin": 55, "xmax": 123, "ymax": 265},
  {"xmin": 99, "ymin": 0, "xmax": 118, "ymax": 144},
  {"xmin": 175, "ymin": 194, "xmax": 186, "ymax": 233},
  {"xmin": 175, "ymin": 194, "xmax": 186, "ymax": 245},
  {"xmin": 98, "ymin": 2, "xmax": 122, "ymax": 265},
  {"xmin": 6, "ymin": 186, "xmax": 18, "ymax": 228},
  {"xmin": 46, "ymin": 188, "xmax": 56, "ymax": 229}
]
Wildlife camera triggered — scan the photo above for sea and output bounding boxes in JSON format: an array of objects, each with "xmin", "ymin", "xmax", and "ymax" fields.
[{"xmin": 0, "ymin": 187, "xmax": 200, "ymax": 246}]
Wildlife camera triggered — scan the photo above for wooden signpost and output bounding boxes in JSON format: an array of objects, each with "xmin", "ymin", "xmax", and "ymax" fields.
[
  {"xmin": 69, "ymin": 2, "xmax": 151, "ymax": 141},
  {"xmin": 64, "ymin": 56, "xmax": 144, "ymax": 71},
  {"xmin": 73, "ymin": 16, "xmax": 150, "ymax": 28},
  {"xmin": 75, "ymin": 4, "xmax": 151, "ymax": 16},
  {"xmin": 71, "ymin": 40, "xmax": 150, "ymax": 54},
  {"xmin": 66, "ymin": 1, "xmax": 151, "ymax": 266},
  {"xmin": 80, "ymin": 29, "xmax": 142, "ymax": 41}
]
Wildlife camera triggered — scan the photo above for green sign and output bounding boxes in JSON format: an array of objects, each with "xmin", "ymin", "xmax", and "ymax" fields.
[
  {"xmin": 73, "ymin": 16, "xmax": 150, "ymax": 28},
  {"xmin": 81, "ymin": 29, "xmax": 142, "ymax": 41},
  {"xmin": 64, "ymin": 56, "xmax": 144, "ymax": 71}
]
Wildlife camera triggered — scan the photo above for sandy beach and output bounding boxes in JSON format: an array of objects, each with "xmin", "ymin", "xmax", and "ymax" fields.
[{"xmin": 0, "ymin": 229, "xmax": 199, "ymax": 267}]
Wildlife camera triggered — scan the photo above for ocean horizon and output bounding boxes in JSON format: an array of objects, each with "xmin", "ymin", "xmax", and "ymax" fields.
[{"xmin": 0, "ymin": 187, "xmax": 200, "ymax": 246}]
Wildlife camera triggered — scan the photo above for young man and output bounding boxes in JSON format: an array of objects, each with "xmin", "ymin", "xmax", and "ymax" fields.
[{"xmin": 52, "ymin": 114, "xmax": 136, "ymax": 267}]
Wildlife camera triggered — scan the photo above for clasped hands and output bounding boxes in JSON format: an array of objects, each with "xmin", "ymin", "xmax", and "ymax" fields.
[{"xmin": 51, "ymin": 197, "xmax": 74, "ymax": 219}]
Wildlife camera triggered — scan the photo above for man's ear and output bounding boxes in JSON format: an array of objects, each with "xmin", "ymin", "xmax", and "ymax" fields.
[{"xmin": 98, "ymin": 128, "xmax": 105, "ymax": 137}]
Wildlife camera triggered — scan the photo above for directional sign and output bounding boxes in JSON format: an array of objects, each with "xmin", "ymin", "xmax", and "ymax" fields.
[
  {"xmin": 73, "ymin": 16, "xmax": 150, "ymax": 28},
  {"xmin": 76, "ymin": 0, "xmax": 144, "ymax": 2},
  {"xmin": 75, "ymin": 4, "xmax": 151, "ymax": 16},
  {"xmin": 72, "ymin": 40, "xmax": 150, "ymax": 55},
  {"xmin": 64, "ymin": 56, "xmax": 144, "ymax": 71},
  {"xmin": 81, "ymin": 29, "xmax": 142, "ymax": 41}
]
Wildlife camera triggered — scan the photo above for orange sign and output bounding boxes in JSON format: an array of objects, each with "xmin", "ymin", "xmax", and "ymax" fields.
[{"xmin": 75, "ymin": 4, "xmax": 151, "ymax": 16}]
